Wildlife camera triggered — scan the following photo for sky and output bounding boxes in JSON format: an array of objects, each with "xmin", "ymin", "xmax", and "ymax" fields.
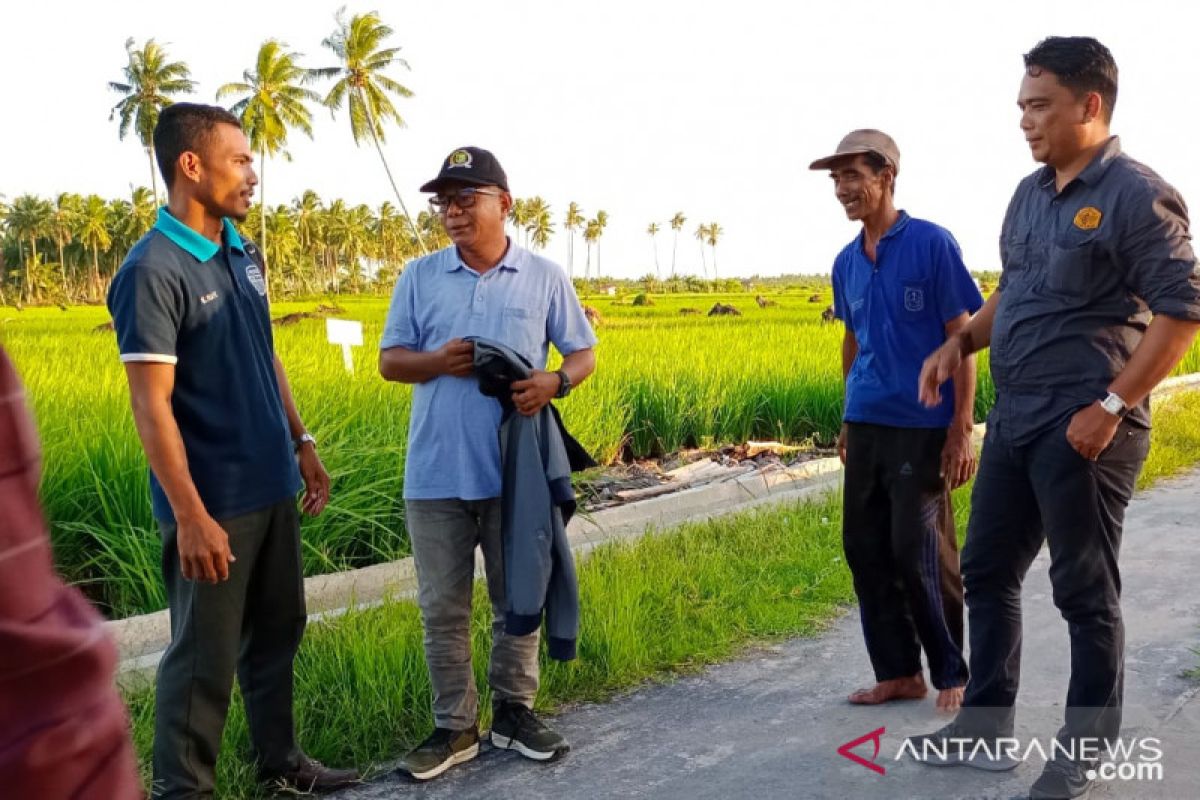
[{"xmin": 2, "ymin": 0, "xmax": 1198, "ymax": 279}]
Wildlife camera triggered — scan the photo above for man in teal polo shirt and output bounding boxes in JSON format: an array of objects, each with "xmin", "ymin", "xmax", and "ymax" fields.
[
  {"xmin": 810, "ymin": 130, "xmax": 983, "ymax": 713},
  {"xmin": 107, "ymin": 103, "xmax": 357, "ymax": 797}
]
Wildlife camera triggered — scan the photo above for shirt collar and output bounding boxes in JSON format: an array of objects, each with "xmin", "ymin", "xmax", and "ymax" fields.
[
  {"xmin": 855, "ymin": 210, "xmax": 910, "ymax": 254},
  {"xmin": 1036, "ymin": 135, "xmax": 1122, "ymax": 191},
  {"xmin": 153, "ymin": 207, "xmax": 246, "ymax": 261},
  {"xmin": 448, "ymin": 237, "xmax": 523, "ymax": 273}
]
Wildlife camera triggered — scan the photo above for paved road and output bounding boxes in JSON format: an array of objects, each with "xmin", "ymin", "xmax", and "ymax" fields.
[{"xmin": 334, "ymin": 470, "xmax": 1200, "ymax": 800}]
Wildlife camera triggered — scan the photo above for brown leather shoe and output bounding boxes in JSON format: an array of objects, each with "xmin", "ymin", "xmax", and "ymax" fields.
[{"xmin": 260, "ymin": 754, "xmax": 360, "ymax": 794}]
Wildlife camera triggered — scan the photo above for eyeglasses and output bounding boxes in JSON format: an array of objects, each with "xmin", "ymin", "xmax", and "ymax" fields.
[{"xmin": 429, "ymin": 188, "xmax": 503, "ymax": 212}]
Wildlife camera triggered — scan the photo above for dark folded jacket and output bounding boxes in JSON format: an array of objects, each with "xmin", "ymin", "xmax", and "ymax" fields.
[{"xmin": 471, "ymin": 338, "xmax": 595, "ymax": 661}]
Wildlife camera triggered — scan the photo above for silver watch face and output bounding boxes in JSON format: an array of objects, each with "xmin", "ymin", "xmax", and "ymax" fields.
[{"xmin": 1101, "ymin": 395, "xmax": 1124, "ymax": 415}]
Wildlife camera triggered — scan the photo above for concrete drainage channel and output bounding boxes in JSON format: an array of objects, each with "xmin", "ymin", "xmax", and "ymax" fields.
[{"xmin": 108, "ymin": 373, "xmax": 1200, "ymax": 684}]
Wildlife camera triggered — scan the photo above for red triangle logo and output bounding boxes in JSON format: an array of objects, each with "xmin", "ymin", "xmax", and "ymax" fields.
[{"xmin": 837, "ymin": 726, "xmax": 887, "ymax": 775}]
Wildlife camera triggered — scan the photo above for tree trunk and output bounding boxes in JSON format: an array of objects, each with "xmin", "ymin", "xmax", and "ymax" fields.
[
  {"xmin": 361, "ymin": 92, "xmax": 428, "ymax": 256},
  {"xmin": 699, "ymin": 241, "xmax": 707, "ymax": 277},
  {"xmin": 259, "ymin": 147, "xmax": 268, "ymax": 269},
  {"xmin": 92, "ymin": 244, "xmax": 101, "ymax": 299},
  {"xmin": 671, "ymin": 233, "xmax": 679, "ymax": 277},
  {"xmin": 147, "ymin": 146, "xmax": 160, "ymax": 206}
]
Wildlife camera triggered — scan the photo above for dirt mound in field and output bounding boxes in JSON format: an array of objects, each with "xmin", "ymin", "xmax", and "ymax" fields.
[
  {"xmin": 707, "ymin": 303, "xmax": 741, "ymax": 317},
  {"xmin": 272, "ymin": 303, "xmax": 347, "ymax": 326}
]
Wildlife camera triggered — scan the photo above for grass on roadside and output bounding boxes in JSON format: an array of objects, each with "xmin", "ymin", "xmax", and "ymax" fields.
[{"xmin": 124, "ymin": 492, "xmax": 853, "ymax": 796}]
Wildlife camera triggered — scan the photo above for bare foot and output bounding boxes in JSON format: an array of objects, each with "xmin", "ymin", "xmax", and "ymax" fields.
[
  {"xmin": 935, "ymin": 686, "xmax": 964, "ymax": 713},
  {"xmin": 847, "ymin": 673, "xmax": 928, "ymax": 705}
]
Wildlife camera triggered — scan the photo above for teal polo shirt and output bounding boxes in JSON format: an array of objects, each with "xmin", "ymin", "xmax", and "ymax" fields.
[{"xmin": 106, "ymin": 208, "xmax": 300, "ymax": 522}]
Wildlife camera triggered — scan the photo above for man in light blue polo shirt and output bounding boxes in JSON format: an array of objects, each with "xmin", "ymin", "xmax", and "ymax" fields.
[
  {"xmin": 810, "ymin": 130, "xmax": 983, "ymax": 714},
  {"xmin": 380, "ymin": 147, "xmax": 597, "ymax": 781}
]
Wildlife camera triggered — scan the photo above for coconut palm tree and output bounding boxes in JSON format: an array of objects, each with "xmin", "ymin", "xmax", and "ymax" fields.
[
  {"xmin": 594, "ymin": 210, "xmax": 609, "ymax": 275},
  {"xmin": 564, "ymin": 202, "xmax": 585, "ymax": 276},
  {"xmin": 4, "ymin": 195, "xmax": 54, "ymax": 300},
  {"xmin": 646, "ymin": 222, "xmax": 661, "ymax": 277},
  {"xmin": 109, "ymin": 38, "xmax": 196, "ymax": 204},
  {"xmin": 583, "ymin": 219, "xmax": 601, "ymax": 280},
  {"xmin": 315, "ymin": 8, "xmax": 426, "ymax": 254},
  {"xmin": 217, "ymin": 40, "xmax": 321, "ymax": 266},
  {"xmin": 527, "ymin": 198, "xmax": 555, "ymax": 251},
  {"xmin": 694, "ymin": 222, "xmax": 710, "ymax": 277},
  {"xmin": 76, "ymin": 195, "xmax": 113, "ymax": 296},
  {"xmin": 50, "ymin": 194, "xmax": 82, "ymax": 298},
  {"xmin": 706, "ymin": 222, "xmax": 724, "ymax": 278},
  {"xmin": 509, "ymin": 197, "xmax": 531, "ymax": 247},
  {"xmin": 129, "ymin": 187, "xmax": 157, "ymax": 237},
  {"xmin": 669, "ymin": 211, "xmax": 686, "ymax": 277}
]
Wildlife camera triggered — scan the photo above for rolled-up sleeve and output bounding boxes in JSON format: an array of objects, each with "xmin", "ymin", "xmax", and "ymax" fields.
[
  {"xmin": 381, "ymin": 263, "xmax": 421, "ymax": 350},
  {"xmin": 546, "ymin": 270, "xmax": 598, "ymax": 356},
  {"xmin": 105, "ymin": 261, "xmax": 182, "ymax": 365},
  {"xmin": 1121, "ymin": 185, "xmax": 1200, "ymax": 321}
]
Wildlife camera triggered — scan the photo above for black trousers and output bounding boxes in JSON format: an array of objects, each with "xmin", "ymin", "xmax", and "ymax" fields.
[
  {"xmin": 958, "ymin": 418, "xmax": 1149, "ymax": 745},
  {"xmin": 152, "ymin": 499, "xmax": 306, "ymax": 799},
  {"xmin": 842, "ymin": 423, "xmax": 969, "ymax": 690}
]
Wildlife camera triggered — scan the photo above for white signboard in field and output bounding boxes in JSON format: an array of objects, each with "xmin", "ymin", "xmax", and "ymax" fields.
[{"xmin": 325, "ymin": 318, "xmax": 364, "ymax": 373}]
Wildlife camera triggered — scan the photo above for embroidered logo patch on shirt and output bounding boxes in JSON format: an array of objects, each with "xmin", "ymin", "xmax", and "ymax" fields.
[
  {"xmin": 1074, "ymin": 206, "xmax": 1103, "ymax": 230},
  {"xmin": 904, "ymin": 286, "xmax": 925, "ymax": 312},
  {"xmin": 245, "ymin": 264, "xmax": 267, "ymax": 296}
]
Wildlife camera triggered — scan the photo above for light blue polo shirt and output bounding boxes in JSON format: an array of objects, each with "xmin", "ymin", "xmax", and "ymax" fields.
[
  {"xmin": 107, "ymin": 208, "xmax": 300, "ymax": 522},
  {"xmin": 832, "ymin": 212, "xmax": 983, "ymax": 428},
  {"xmin": 381, "ymin": 241, "xmax": 598, "ymax": 500}
]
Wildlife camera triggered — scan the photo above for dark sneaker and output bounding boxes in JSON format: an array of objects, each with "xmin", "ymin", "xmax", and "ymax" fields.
[
  {"xmin": 259, "ymin": 753, "xmax": 360, "ymax": 794},
  {"xmin": 1030, "ymin": 757, "xmax": 1096, "ymax": 799},
  {"xmin": 490, "ymin": 700, "xmax": 569, "ymax": 761},
  {"xmin": 400, "ymin": 725, "xmax": 481, "ymax": 781},
  {"xmin": 906, "ymin": 722, "xmax": 1020, "ymax": 772}
]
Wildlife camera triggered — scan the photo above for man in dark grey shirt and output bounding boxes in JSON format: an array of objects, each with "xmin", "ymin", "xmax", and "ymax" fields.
[{"xmin": 913, "ymin": 37, "xmax": 1200, "ymax": 800}]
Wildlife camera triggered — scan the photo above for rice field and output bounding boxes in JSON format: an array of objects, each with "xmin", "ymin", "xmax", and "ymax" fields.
[{"xmin": 3, "ymin": 290, "xmax": 1197, "ymax": 618}]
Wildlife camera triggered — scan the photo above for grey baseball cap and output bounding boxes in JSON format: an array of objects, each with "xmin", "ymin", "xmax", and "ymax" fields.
[{"xmin": 808, "ymin": 129, "xmax": 900, "ymax": 174}]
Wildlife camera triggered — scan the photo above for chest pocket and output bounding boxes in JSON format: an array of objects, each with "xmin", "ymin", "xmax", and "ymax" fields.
[
  {"xmin": 1046, "ymin": 232, "xmax": 1099, "ymax": 299},
  {"xmin": 503, "ymin": 306, "xmax": 535, "ymax": 320}
]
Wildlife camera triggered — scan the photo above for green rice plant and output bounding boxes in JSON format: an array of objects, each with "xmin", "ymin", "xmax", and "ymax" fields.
[{"xmin": 4, "ymin": 295, "xmax": 1199, "ymax": 617}]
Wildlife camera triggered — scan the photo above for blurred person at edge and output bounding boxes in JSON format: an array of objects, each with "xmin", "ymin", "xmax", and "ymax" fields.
[{"xmin": 0, "ymin": 344, "xmax": 142, "ymax": 798}]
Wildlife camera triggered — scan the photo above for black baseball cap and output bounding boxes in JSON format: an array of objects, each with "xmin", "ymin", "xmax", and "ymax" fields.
[{"xmin": 420, "ymin": 146, "xmax": 509, "ymax": 193}]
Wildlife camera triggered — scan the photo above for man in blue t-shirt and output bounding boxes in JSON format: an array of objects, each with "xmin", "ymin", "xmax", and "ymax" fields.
[
  {"xmin": 107, "ymin": 103, "xmax": 357, "ymax": 797},
  {"xmin": 810, "ymin": 130, "xmax": 983, "ymax": 714}
]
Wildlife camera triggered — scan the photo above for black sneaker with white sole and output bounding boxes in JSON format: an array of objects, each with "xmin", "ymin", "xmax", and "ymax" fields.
[
  {"xmin": 1029, "ymin": 757, "xmax": 1096, "ymax": 799},
  {"xmin": 906, "ymin": 722, "xmax": 1020, "ymax": 772},
  {"xmin": 490, "ymin": 700, "xmax": 569, "ymax": 761},
  {"xmin": 400, "ymin": 725, "xmax": 480, "ymax": 781}
]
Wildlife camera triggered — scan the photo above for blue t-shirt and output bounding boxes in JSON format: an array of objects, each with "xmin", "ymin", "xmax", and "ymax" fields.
[
  {"xmin": 381, "ymin": 242, "xmax": 598, "ymax": 501},
  {"xmin": 107, "ymin": 208, "xmax": 301, "ymax": 522},
  {"xmin": 832, "ymin": 212, "xmax": 984, "ymax": 428}
]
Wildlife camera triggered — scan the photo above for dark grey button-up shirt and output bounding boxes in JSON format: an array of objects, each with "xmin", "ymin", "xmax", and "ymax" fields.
[{"xmin": 989, "ymin": 136, "xmax": 1200, "ymax": 444}]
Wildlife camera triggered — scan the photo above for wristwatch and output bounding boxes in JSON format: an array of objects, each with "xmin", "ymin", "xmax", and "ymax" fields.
[
  {"xmin": 293, "ymin": 432, "xmax": 317, "ymax": 452},
  {"xmin": 1099, "ymin": 392, "xmax": 1128, "ymax": 418},
  {"xmin": 554, "ymin": 369, "xmax": 573, "ymax": 399}
]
